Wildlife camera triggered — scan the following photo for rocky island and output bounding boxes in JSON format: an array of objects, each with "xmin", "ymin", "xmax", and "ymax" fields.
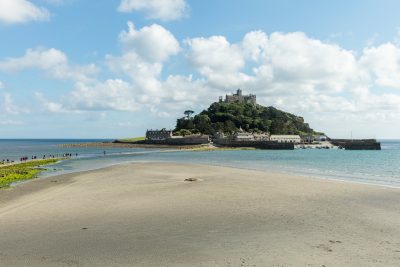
[{"xmin": 119, "ymin": 89, "xmax": 381, "ymax": 150}]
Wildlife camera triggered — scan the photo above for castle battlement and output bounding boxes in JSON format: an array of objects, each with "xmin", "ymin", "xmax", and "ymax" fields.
[{"xmin": 219, "ymin": 89, "xmax": 256, "ymax": 105}]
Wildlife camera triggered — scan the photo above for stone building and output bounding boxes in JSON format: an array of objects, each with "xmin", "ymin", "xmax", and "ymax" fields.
[
  {"xmin": 145, "ymin": 129, "xmax": 173, "ymax": 140},
  {"xmin": 300, "ymin": 135, "xmax": 315, "ymax": 143},
  {"xmin": 233, "ymin": 131, "xmax": 255, "ymax": 141},
  {"xmin": 253, "ymin": 133, "xmax": 270, "ymax": 141},
  {"xmin": 219, "ymin": 89, "xmax": 256, "ymax": 105},
  {"xmin": 232, "ymin": 127, "xmax": 269, "ymax": 141},
  {"xmin": 270, "ymin": 135, "xmax": 301, "ymax": 143},
  {"xmin": 300, "ymin": 134, "xmax": 328, "ymax": 143}
]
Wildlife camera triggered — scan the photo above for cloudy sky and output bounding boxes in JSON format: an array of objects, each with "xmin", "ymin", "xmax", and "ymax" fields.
[{"xmin": 1, "ymin": 0, "xmax": 400, "ymax": 139}]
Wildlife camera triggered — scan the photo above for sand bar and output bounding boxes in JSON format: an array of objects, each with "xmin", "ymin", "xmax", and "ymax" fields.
[{"xmin": 1, "ymin": 162, "xmax": 400, "ymax": 266}]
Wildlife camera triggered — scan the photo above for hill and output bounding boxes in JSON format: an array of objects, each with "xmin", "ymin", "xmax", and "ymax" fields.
[{"xmin": 174, "ymin": 102, "xmax": 322, "ymax": 136}]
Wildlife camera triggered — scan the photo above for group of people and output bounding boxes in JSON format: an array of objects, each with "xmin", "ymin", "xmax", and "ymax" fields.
[
  {"xmin": 1, "ymin": 153, "xmax": 79, "ymax": 165},
  {"xmin": 1, "ymin": 151, "xmax": 109, "ymax": 166},
  {"xmin": 20, "ymin": 156, "xmax": 32, "ymax": 161},
  {"xmin": 1, "ymin": 159, "xmax": 14, "ymax": 164}
]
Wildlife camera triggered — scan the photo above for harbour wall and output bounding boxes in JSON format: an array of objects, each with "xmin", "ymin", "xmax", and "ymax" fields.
[
  {"xmin": 214, "ymin": 139, "xmax": 294, "ymax": 150},
  {"xmin": 331, "ymin": 139, "xmax": 381, "ymax": 150}
]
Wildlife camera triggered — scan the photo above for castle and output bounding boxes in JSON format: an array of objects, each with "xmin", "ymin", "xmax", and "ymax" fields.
[{"xmin": 219, "ymin": 89, "xmax": 256, "ymax": 105}]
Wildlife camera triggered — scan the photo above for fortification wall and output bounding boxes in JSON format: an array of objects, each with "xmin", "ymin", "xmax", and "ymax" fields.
[
  {"xmin": 214, "ymin": 139, "xmax": 294, "ymax": 150},
  {"xmin": 331, "ymin": 139, "xmax": 381, "ymax": 150}
]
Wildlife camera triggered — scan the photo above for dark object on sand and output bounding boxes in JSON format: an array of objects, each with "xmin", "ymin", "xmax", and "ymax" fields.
[{"xmin": 184, "ymin": 178, "xmax": 198, "ymax": 182}]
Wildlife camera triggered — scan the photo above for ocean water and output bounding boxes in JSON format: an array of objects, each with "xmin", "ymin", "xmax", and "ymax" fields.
[{"xmin": 1, "ymin": 139, "xmax": 400, "ymax": 188}]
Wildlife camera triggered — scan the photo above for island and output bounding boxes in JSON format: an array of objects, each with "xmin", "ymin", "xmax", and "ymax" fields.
[{"xmin": 116, "ymin": 89, "xmax": 381, "ymax": 150}]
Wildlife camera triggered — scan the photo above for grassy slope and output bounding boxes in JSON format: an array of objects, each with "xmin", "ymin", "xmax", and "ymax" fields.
[
  {"xmin": 0, "ymin": 159, "xmax": 60, "ymax": 189},
  {"xmin": 117, "ymin": 137, "xmax": 145, "ymax": 143}
]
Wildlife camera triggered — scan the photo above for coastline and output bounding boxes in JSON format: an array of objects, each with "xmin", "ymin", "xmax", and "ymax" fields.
[{"xmin": 1, "ymin": 162, "xmax": 399, "ymax": 266}]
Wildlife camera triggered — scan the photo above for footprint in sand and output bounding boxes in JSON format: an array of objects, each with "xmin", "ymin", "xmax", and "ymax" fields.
[{"xmin": 316, "ymin": 244, "xmax": 333, "ymax": 252}]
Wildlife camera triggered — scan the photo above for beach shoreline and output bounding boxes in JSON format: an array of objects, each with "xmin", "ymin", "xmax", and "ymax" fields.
[{"xmin": 1, "ymin": 162, "xmax": 400, "ymax": 266}]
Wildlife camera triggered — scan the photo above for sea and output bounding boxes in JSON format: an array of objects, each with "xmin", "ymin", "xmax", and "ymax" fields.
[{"xmin": 1, "ymin": 139, "xmax": 400, "ymax": 188}]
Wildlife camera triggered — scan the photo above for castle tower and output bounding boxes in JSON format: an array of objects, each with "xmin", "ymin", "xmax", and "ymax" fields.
[{"xmin": 221, "ymin": 89, "xmax": 257, "ymax": 105}]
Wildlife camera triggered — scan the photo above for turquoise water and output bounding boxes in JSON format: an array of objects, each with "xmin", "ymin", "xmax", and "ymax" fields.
[
  {"xmin": 0, "ymin": 139, "xmax": 149, "ymax": 160},
  {"xmin": 1, "ymin": 139, "xmax": 400, "ymax": 188}
]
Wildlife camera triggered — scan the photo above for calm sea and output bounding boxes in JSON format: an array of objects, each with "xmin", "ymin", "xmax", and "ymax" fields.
[{"xmin": 1, "ymin": 139, "xmax": 400, "ymax": 188}]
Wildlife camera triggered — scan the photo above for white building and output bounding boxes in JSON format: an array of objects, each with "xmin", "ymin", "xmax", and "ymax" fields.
[
  {"xmin": 234, "ymin": 132, "xmax": 255, "ymax": 141},
  {"xmin": 270, "ymin": 135, "xmax": 301, "ymax": 143}
]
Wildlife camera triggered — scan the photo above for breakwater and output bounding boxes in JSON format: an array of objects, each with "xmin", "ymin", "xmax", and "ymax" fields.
[
  {"xmin": 214, "ymin": 139, "xmax": 294, "ymax": 150},
  {"xmin": 331, "ymin": 139, "xmax": 381, "ymax": 150}
]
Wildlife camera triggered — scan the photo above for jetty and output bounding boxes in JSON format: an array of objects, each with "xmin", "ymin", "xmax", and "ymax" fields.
[
  {"xmin": 330, "ymin": 139, "xmax": 381, "ymax": 150},
  {"xmin": 213, "ymin": 139, "xmax": 294, "ymax": 150}
]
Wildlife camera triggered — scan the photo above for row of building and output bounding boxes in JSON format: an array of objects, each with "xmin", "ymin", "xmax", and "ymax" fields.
[
  {"xmin": 218, "ymin": 130, "xmax": 301, "ymax": 143},
  {"xmin": 146, "ymin": 128, "xmax": 327, "ymax": 144}
]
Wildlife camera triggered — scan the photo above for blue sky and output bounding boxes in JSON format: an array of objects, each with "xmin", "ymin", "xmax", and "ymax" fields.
[{"xmin": 1, "ymin": 0, "xmax": 400, "ymax": 138}]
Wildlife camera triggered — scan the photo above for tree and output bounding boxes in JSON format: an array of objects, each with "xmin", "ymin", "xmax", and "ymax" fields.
[
  {"xmin": 175, "ymin": 129, "xmax": 192, "ymax": 136},
  {"xmin": 175, "ymin": 101, "xmax": 320, "ymax": 136},
  {"xmin": 194, "ymin": 114, "xmax": 212, "ymax": 134},
  {"xmin": 184, "ymin": 110, "xmax": 195, "ymax": 119},
  {"xmin": 175, "ymin": 117, "xmax": 195, "ymax": 131}
]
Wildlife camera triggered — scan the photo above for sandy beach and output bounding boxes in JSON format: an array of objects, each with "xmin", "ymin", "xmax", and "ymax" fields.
[{"xmin": 1, "ymin": 162, "xmax": 400, "ymax": 266}]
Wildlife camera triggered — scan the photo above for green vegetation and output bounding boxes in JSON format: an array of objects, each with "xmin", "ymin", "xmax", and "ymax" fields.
[
  {"xmin": 117, "ymin": 136, "xmax": 145, "ymax": 142},
  {"xmin": 0, "ymin": 159, "xmax": 60, "ymax": 189},
  {"xmin": 175, "ymin": 101, "xmax": 322, "ymax": 135}
]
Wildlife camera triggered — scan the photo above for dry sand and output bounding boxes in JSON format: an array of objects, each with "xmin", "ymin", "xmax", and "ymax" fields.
[{"xmin": 0, "ymin": 162, "xmax": 400, "ymax": 266}]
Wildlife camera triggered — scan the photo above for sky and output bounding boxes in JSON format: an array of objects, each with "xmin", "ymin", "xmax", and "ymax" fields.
[{"xmin": 1, "ymin": 0, "xmax": 400, "ymax": 139}]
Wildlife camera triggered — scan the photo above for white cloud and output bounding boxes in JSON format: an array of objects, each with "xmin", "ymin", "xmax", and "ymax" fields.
[
  {"xmin": 103, "ymin": 22, "xmax": 181, "ymax": 99},
  {"xmin": 71, "ymin": 80, "xmax": 139, "ymax": 112},
  {"xmin": 0, "ymin": 48, "xmax": 67, "ymax": 70},
  {"xmin": 28, "ymin": 24, "xmax": 400, "ymax": 137},
  {"xmin": 185, "ymin": 36, "xmax": 252, "ymax": 88},
  {"xmin": 186, "ymin": 36, "xmax": 244, "ymax": 75},
  {"xmin": 0, "ymin": 0, "xmax": 50, "ymax": 24},
  {"xmin": 258, "ymin": 32, "xmax": 360, "ymax": 91},
  {"xmin": 360, "ymin": 43, "xmax": 400, "ymax": 88},
  {"xmin": 1, "ymin": 93, "xmax": 24, "ymax": 114},
  {"xmin": 182, "ymin": 30, "xmax": 400, "ymax": 131},
  {"xmin": 35, "ymin": 92, "xmax": 68, "ymax": 113},
  {"xmin": 119, "ymin": 21, "xmax": 180, "ymax": 63},
  {"xmin": 241, "ymin": 30, "xmax": 269, "ymax": 62},
  {"xmin": 107, "ymin": 52, "xmax": 163, "ymax": 95},
  {"xmin": 40, "ymin": 21, "xmax": 209, "ymax": 116},
  {"xmin": 0, "ymin": 81, "xmax": 27, "ymax": 117},
  {"xmin": 118, "ymin": 0, "xmax": 188, "ymax": 21},
  {"xmin": 0, "ymin": 48, "xmax": 98, "ymax": 82}
]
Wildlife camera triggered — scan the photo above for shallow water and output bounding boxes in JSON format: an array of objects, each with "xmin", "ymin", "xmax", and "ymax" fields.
[{"xmin": 1, "ymin": 139, "xmax": 400, "ymax": 188}]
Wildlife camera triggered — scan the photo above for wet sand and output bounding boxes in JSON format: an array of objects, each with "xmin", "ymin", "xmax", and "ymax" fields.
[{"xmin": 1, "ymin": 162, "xmax": 400, "ymax": 266}]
